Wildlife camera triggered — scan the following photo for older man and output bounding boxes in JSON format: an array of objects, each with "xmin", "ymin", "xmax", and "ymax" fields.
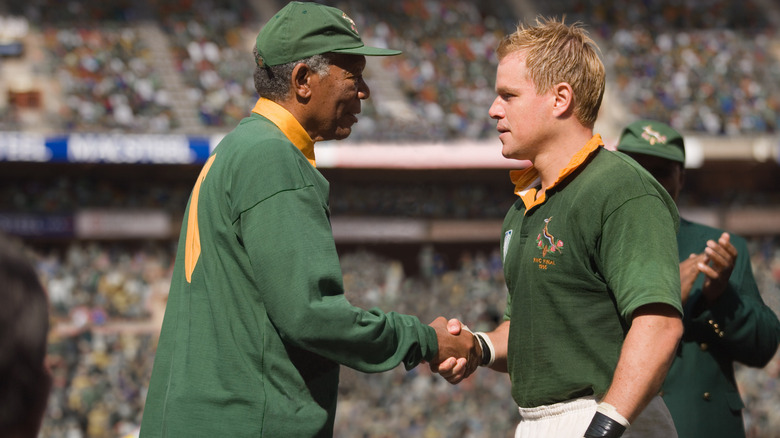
[{"xmin": 140, "ymin": 3, "xmax": 478, "ymax": 437}]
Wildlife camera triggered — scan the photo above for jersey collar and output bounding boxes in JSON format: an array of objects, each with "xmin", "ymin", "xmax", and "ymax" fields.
[
  {"xmin": 252, "ymin": 97, "xmax": 316, "ymax": 167},
  {"xmin": 510, "ymin": 134, "xmax": 604, "ymax": 211}
]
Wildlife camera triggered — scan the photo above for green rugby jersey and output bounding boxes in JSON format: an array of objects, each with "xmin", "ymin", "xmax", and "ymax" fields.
[
  {"xmin": 500, "ymin": 135, "xmax": 683, "ymax": 408},
  {"xmin": 140, "ymin": 98, "xmax": 437, "ymax": 437}
]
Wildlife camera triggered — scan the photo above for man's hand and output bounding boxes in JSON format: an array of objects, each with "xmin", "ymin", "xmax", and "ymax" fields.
[
  {"xmin": 698, "ymin": 232, "xmax": 737, "ymax": 305},
  {"xmin": 428, "ymin": 317, "xmax": 481, "ymax": 384},
  {"xmin": 446, "ymin": 318, "xmax": 463, "ymax": 336},
  {"xmin": 680, "ymin": 252, "xmax": 707, "ymax": 305}
]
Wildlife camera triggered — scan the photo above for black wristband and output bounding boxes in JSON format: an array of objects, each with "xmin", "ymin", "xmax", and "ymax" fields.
[
  {"xmin": 583, "ymin": 411, "xmax": 626, "ymax": 438},
  {"xmin": 475, "ymin": 333, "xmax": 490, "ymax": 366}
]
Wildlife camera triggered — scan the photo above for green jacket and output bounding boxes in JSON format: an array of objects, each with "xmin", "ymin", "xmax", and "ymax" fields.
[
  {"xmin": 662, "ymin": 218, "xmax": 780, "ymax": 438},
  {"xmin": 140, "ymin": 99, "xmax": 438, "ymax": 437}
]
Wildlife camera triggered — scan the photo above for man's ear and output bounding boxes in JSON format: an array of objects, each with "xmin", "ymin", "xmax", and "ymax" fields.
[
  {"xmin": 551, "ymin": 82, "xmax": 574, "ymax": 117},
  {"xmin": 291, "ymin": 63, "xmax": 313, "ymax": 99}
]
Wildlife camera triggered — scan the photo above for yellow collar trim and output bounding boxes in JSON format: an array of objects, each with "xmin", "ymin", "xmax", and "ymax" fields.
[
  {"xmin": 252, "ymin": 98, "xmax": 316, "ymax": 167},
  {"xmin": 510, "ymin": 134, "xmax": 604, "ymax": 210}
]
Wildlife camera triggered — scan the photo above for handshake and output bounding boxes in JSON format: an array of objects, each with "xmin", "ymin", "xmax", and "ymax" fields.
[{"xmin": 428, "ymin": 317, "xmax": 492, "ymax": 384}]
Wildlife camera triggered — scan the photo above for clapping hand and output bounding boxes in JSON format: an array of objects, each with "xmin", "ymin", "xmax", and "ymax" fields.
[
  {"xmin": 680, "ymin": 252, "xmax": 708, "ymax": 305},
  {"xmin": 698, "ymin": 232, "xmax": 737, "ymax": 304}
]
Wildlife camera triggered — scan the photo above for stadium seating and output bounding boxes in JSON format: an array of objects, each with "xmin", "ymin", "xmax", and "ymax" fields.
[
  {"xmin": 0, "ymin": 1, "xmax": 778, "ymax": 437},
  {"xmin": 28, "ymin": 238, "xmax": 780, "ymax": 437},
  {"xmin": 3, "ymin": 0, "xmax": 779, "ymax": 137}
]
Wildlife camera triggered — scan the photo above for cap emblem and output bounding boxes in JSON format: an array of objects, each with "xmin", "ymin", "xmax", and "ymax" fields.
[
  {"xmin": 641, "ymin": 125, "xmax": 667, "ymax": 145},
  {"xmin": 342, "ymin": 12, "xmax": 359, "ymax": 35}
]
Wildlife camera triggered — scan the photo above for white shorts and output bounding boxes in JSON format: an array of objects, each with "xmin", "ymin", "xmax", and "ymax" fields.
[{"xmin": 514, "ymin": 395, "xmax": 677, "ymax": 438}]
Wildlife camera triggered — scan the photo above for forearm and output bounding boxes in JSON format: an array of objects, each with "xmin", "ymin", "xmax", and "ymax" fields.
[
  {"xmin": 484, "ymin": 320, "xmax": 511, "ymax": 373},
  {"xmin": 245, "ymin": 191, "xmax": 436, "ymax": 371},
  {"xmin": 602, "ymin": 304, "xmax": 682, "ymax": 423}
]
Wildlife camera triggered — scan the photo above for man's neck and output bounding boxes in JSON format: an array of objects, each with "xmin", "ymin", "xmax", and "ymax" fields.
[{"xmin": 533, "ymin": 128, "xmax": 594, "ymax": 190}]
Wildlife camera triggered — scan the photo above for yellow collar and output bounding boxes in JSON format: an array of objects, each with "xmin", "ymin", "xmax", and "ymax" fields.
[
  {"xmin": 510, "ymin": 134, "xmax": 604, "ymax": 211},
  {"xmin": 252, "ymin": 98, "xmax": 316, "ymax": 167}
]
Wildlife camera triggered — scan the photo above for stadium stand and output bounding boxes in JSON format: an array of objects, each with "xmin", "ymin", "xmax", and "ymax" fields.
[
  {"xmin": 4, "ymin": 0, "xmax": 780, "ymax": 138},
  {"xmin": 536, "ymin": 0, "xmax": 780, "ymax": 135},
  {"xmin": 19, "ymin": 236, "xmax": 780, "ymax": 437}
]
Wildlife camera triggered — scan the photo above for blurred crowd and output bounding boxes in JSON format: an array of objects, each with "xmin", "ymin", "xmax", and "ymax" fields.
[
  {"xmin": 2, "ymin": 0, "xmax": 779, "ymax": 137},
  {"xmin": 607, "ymin": 25, "xmax": 780, "ymax": 135},
  {"xmin": 329, "ymin": 179, "xmax": 514, "ymax": 219},
  {"xmin": 538, "ymin": 0, "xmax": 780, "ymax": 135},
  {"xmin": 0, "ymin": 172, "xmax": 516, "ymax": 220},
  {"xmin": 41, "ymin": 24, "xmax": 177, "ymax": 133},
  {"xmin": 29, "ymin": 241, "xmax": 171, "ymax": 438},
  {"xmin": 741, "ymin": 237, "xmax": 780, "ymax": 437},
  {"xmin": 0, "ymin": 174, "xmax": 193, "ymax": 215},
  {"xmin": 329, "ymin": 0, "xmax": 515, "ymax": 142},
  {"xmin": 17, "ymin": 235, "xmax": 779, "ymax": 437},
  {"xmin": 157, "ymin": 0, "xmax": 258, "ymax": 129},
  {"xmin": 3, "ymin": 171, "xmax": 779, "ymax": 221},
  {"xmin": 1, "ymin": 0, "xmax": 778, "ymax": 436}
]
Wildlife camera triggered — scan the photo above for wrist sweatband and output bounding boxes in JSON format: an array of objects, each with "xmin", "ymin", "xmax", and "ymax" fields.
[
  {"xmin": 596, "ymin": 403, "xmax": 630, "ymax": 427},
  {"xmin": 474, "ymin": 332, "xmax": 495, "ymax": 367},
  {"xmin": 583, "ymin": 403, "xmax": 629, "ymax": 438}
]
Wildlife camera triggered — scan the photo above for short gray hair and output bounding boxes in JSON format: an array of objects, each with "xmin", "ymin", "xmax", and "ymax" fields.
[{"xmin": 253, "ymin": 47, "xmax": 333, "ymax": 101}]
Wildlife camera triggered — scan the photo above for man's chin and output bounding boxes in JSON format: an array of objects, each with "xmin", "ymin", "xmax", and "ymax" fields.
[
  {"xmin": 501, "ymin": 146, "xmax": 526, "ymax": 161},
  {"xmin": 330, "ymin": 129, "xmax": 352, "ymax": 141},
  {"xmin": 330, "ymin": 123, "xmax": 354, "ymax": 141}
]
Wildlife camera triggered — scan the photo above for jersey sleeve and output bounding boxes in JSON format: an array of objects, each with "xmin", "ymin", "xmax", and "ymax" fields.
[
  {"xmin": 598, "ymin": 194, "xmax": 683, "ymax": 321},
  {"xmin": 237, "ymin": 184, "xmax": 437, "ymax": 372}
]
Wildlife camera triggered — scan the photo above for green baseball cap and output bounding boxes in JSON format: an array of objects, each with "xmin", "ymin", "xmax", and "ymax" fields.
[
  {"xmin": 616, "ymin": 120, "xmax": 686, "ymax": 164},
  {"xmin": 255, "ymin": 1, "xmax": 401, "ymax": 67}
]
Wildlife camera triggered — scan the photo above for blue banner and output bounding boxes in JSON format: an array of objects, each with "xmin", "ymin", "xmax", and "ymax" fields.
[
  {"xmin": 0, "ymin": 213, "xmax": 74, "ymax": 237},
  {"xmin": 0, "ymin": 132, "xmax": 214, "ymax": 164}
]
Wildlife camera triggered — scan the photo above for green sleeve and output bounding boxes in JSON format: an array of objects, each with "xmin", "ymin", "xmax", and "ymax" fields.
[
  {"xmin": 686, "ymin": 234, "xmax": 780, "ymax": 367},
  {"xmin": 238, "ymin": 185, "xmax": 437, "ymax": 372},
  {"xmin": 598, "ymin": 194, "xmax": 683, "ymax": 321}
]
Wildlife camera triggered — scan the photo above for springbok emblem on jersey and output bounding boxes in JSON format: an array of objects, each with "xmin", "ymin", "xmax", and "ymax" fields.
[{"xmin": 537, "ymin": 217, "xmax": 564, "ymax": 257}]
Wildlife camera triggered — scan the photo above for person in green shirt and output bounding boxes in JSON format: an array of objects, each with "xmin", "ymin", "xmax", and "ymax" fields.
[
  {"xmin": 139, "ymin": 3, "xmax": 479, "ymax": 437},
  {"xmin": 436, "ymin": 18, "xmax": 684, "ymax": 437},
  {"xmin": 617, "ymin": 119, "xmax": 780, "ymax": 438}
]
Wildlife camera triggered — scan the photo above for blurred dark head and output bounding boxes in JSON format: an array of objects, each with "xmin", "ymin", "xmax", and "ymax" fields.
[
  {"xmin": 0, "ymin": 233, "xmax": 51, "ymax": 438},
  {"xmin": 617, "ymin": 120, "xmax": 686, "ymax": 202}
]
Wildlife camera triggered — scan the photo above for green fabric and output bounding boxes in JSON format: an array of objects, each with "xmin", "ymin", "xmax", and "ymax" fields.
[
  {"xmin": 662, "ymin": 219, "xmax": 780, "ymax": 438},
  {"xmin": 501, "ymin": 148, "xmax": 682, "ymax": 408},
  {"xmin": 140, "ymin": 113, "xmax": 437, "ymax": 437},
  {"xmin": 616, "ymin": 119, "xmax": 685, "ymax": 164},
  {"xmin": 255, "ymin": 2, "xmax": 400, "ymax": 67}
]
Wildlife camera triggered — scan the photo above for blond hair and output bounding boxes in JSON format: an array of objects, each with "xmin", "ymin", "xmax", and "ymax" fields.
[{"xmin": 496, "ymin": 16, "xmax": 605, "ymax": 128}]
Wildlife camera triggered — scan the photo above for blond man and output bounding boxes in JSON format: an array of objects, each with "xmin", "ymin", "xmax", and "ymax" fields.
[{"xmin": 436, "ymin": 18, "xmax": 683, "ymax": 438}]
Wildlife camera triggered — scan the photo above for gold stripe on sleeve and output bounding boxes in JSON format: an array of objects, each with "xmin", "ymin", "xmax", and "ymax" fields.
[{"xmin": 185, "ymin": 154, "xmax": 217, "ymax": 283}]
